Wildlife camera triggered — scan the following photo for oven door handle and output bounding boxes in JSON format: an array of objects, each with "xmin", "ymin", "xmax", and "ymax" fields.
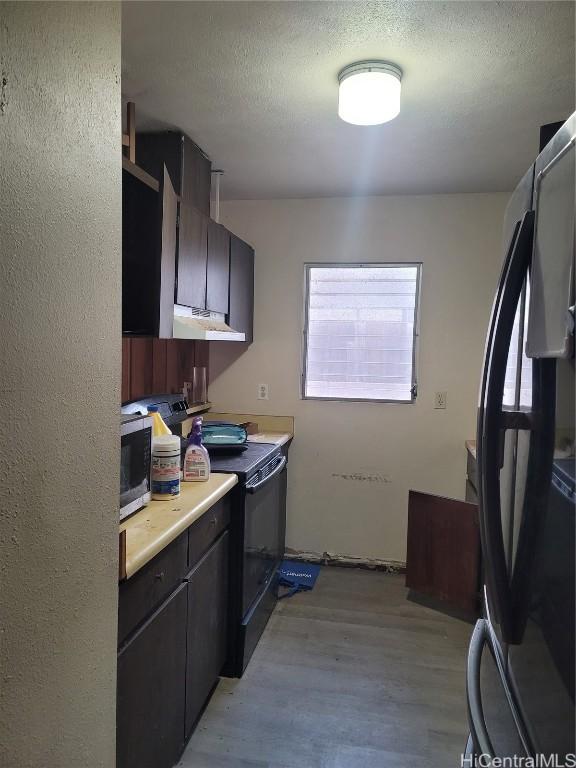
[{"xmin": 246, "ymin": 456, "xmax": 287, "ymax": 494}]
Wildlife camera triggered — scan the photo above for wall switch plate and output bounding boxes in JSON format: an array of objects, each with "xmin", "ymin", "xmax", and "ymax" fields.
[
  {"xmin": 257, "ymin": 383, "xmax": 269, "ymax": 400},
  {"xmin": 434, "ymin": 391, "xmax": 447, "ymax": 409}
]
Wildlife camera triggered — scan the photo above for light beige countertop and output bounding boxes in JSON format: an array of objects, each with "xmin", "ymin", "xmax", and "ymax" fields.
[
  {"xmin": 119, "ymin": 473, "xmax": 237, "ymax": 580},
  {"xmin": 247, "ymin": 432, "xmax": 293, "ymax": 447},
  {"xmin": 207, "ymin": 412, "xmax": 294, "ymax": 434},
  {"xmin": 466, "ymin": 440, "xmax": 477, "ymax": 459}
]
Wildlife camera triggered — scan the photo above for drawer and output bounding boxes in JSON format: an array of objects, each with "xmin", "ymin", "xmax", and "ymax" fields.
[
  {"xmin": 118, "ymin": 531, "xmax": 188, "ymax": 647},
  {"xmin": 466, "ymin": 449, "xmax": 478, "ymax": 494},
  {"xmin": 188, "ymin": 496, "xmax": 231, "ymax": 569}
]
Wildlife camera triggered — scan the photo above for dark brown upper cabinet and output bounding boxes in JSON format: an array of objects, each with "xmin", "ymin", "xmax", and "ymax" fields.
[
  {"xmin": 137, "ymin": 131, "xmax": 212, "ymax": 311},
  {"xmin": 206, "ymin": 220, "xmax": 230, "ymax": 314},
  {"xmin": 122, "ymin": 161, "xmax": 178, "ymax": 337},
  {"xmin": 177, "ymin": 202, "xmax": 208, "ymax": 309},
  {"xmin": 229, "ymin": 234, "xmax": 255, "ymax": 344},
  {"xmin": 136, "ymin": 132, "xmax": 211, "ymax": 215}
]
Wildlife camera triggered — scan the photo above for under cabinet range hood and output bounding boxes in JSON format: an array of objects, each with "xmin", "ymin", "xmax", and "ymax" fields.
[{"xmin": 172, "ymin": 304, "xmax": 246, "ymax": 341}]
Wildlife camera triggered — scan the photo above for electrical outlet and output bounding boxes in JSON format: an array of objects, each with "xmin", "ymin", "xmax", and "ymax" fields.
[
  {"xmin": 434, "ymin": 391, "xmax": 447, "ymax": 409},
  {"xmin": 257, "ymin": 383, "xmax": 269, "ymax": 400}
]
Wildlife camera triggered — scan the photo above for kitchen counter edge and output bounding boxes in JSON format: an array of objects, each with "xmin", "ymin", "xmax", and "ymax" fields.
[{"xmin": 119, "ymin": 473, "xmax": 238, "ymax": 580}]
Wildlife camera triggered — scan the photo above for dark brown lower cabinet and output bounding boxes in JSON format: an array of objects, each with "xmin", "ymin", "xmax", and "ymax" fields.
[
  {"xmin": 117, "ymin": 506, "xmax": 232, "ymax": 768},
  {"xmin": 185, "ymin": 531, "xmax": 229, "ymax": 736},
  {"xmin": 406, "ymin": 490, "xmax": 480, "ymax": 616},
  {"xmin": 117, "ymin": 582, "xmax": 187, "ymax": 768}
]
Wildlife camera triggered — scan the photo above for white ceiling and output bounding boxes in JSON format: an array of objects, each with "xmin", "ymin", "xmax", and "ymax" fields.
[{"xmin": 122, "ymin": 1, "xmax": 575, "ymax": 199}]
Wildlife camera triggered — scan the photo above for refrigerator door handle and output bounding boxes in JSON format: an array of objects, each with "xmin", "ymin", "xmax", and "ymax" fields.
[
  {"xmin": 477, "ymin": 210, "xmax": 535, "ymax": 644},
  {"xmin": 509, "ymin": 357, "xmax": 556, "ymax": 638},
  {"xmin": 463, "ymin": 733, "xmax": 475, "ymax": 763},
  {"xmin": 467, "ymin": 619, "xmax": 534, "ymax": 759},
  {"xmin": 467, "ymin": 620, "xmax": 496, "ymax": 759}
]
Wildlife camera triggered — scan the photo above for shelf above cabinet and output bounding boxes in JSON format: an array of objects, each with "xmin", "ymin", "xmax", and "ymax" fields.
[{"xmin": 122, "ymin": 156, "xmax": 159, "ymax": 192}]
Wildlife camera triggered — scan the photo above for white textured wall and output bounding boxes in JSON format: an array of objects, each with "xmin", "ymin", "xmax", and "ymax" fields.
[
  {"xmin": 0, "ymin": 4, "xmax": 121, "ymax": 767},
  {"xmin": 211, "ymin": 193, "xmax": 507, "ymax": 563}
]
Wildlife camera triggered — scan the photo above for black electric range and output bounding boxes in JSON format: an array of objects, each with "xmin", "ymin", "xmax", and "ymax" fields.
[
  {"xmin": 210, "ymin": 441, "xmax": 287, "ymax": 676},
  {"xmin": 209, "ymin": 441, "xmax": 281, "ymax": 481}
]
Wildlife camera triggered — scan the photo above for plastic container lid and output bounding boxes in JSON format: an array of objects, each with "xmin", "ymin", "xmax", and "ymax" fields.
[
  {"xmin": 147, "ymin": 405, "xmax": 159, "ymax": 412},
  {"xmin": 152, "ymin": 435, "xmax": 181, "ymax": 453}
]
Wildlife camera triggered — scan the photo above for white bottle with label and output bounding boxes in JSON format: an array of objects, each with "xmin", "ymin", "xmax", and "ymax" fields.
[
  {"xmin": 151, "ymin": 435, "xmax": 181, "ymax": 499},
  {"xmin": 183, "ymin": 417, "xmax": 210, "ymax": 482}
]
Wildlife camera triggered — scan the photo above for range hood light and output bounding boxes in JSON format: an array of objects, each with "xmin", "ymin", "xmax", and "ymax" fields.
[{"xmin": 338, "ymin": 61, "xmax": 402, "ymax": 126}]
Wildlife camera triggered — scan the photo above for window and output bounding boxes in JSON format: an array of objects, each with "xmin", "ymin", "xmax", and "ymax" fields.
[{"xmin": 302, "ymin": 263, "xmax": 421, "ymax": 402}]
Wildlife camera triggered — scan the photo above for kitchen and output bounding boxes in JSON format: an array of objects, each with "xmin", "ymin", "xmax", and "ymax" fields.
[{"xmin": 1, "ymin": 2, "xmax": 574, "ymax": 768}]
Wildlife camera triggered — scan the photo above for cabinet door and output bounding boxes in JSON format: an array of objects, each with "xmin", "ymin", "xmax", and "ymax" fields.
[
  {"xmin": 177, "ymin": 202, "xmax": 207, "ymax": 309},
  {"xmin": 136, "ymin": 132, "xmax": 183, "ymax": 197},
  {"xmin": 158, "ymin": 166, "xmax": 178, "ymax": 338},
  {"xmin": 181, "ymin": 135, "xmax": 211, "ymax": 216},
  {"xmin": 185, "ymin": 531, "xmax": 229, "ymax": 736},
  {"xmin": 206, "ymin": 220, "xmax": 230, "ymax": 314},
  {"xmin": 229, "ymin": 234, "xmax": 254, "ymax": 343},
  {"xmin": 117, "ymin": 583, "xmax": 187, "ymax": 768},
  {"xmin": 406, "ymin": 490, "xmax": 480, "ymax": 615},
  {"xmin": 122, "ymin": 169, "xmax": 160, "ymax": 335}
]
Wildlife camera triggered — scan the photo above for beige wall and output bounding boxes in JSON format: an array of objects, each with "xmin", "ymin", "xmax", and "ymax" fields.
[
  {"xmin": 211, "ymin": 193, "xmax": 508, "ymax": 563},
  {"xmin": 0, "ymin": 4, "xmax": 121, "ymax": 767}
]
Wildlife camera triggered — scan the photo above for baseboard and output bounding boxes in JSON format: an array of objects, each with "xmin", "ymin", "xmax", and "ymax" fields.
[{"xmin": 284, "ymin": 548, "xmax": 406, "ymax": 574}]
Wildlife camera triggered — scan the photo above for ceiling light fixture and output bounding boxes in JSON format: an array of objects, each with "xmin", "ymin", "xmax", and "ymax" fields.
[{"xmin": 338, "ymin": 61, "xmax": 402, "ymax": 126}]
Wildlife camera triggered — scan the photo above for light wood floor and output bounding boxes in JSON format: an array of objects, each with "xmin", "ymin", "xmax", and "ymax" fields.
[{"xmin": 178, "ymin": 567, "xmax": 472, "ymax": 768}]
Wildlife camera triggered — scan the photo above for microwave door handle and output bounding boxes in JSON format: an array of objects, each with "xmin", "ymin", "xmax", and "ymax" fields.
[
  {"xmin": 246, "ymin": 456, "xmax": 287, "ymax": 494},
  {"xmin": 477, "ymin": 210, "xmax": 535, "ymax": 644}
]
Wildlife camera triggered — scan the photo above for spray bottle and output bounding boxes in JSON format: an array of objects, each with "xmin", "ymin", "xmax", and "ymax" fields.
[{"xmin": 183, "ymin": 417, "xmax": 210, "ymax": 482}]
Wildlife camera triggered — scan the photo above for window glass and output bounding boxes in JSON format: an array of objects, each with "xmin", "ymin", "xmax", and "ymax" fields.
[{"xmin": 303, "ymin": 264, "xmax": 421, "ymax": 401}]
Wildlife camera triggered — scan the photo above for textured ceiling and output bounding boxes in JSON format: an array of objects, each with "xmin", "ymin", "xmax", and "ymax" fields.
[{"xmin": 122, "ymin": 1, "xmax": 575, "ymax": 199}]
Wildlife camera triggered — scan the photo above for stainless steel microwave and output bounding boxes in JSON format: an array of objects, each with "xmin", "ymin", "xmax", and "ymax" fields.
[{"xmin": 120, "ymin": 414, "xmax": 152, "ymax": 521}]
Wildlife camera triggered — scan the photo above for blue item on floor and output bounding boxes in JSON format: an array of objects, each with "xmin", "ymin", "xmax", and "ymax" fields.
[{"xmin": 278, "ymin": 560, "xmax": 320, "ymax": 599}]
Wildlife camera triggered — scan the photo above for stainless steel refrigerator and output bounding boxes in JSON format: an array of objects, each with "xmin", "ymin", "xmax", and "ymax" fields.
[{"xmin": 465, "ymin": 113, "xmax": 575, "ymax": 763}]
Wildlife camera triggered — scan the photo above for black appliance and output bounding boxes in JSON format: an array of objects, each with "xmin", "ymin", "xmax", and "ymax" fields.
[
  {"xmin": 119, "ymin": 413, "xmax": 153, "ymax": 521},
  {"xmin": 121, "ymin": 393, "xmax": 190, "ymax": 429},
  {"xmin": 468, "ymin": 113, "xmax": 575, "ymax": 762},
  {"xmin": 210, "ymin": 442, "xmax": 287, "ymax": 677}
]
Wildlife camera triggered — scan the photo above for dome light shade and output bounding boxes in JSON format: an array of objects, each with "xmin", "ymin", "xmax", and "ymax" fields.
[{"xmin": 338, "ymin": 61, "xmax": 402, "ymax": 126}]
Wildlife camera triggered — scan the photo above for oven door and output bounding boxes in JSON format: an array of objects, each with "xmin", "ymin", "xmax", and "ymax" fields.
[
  {"xmin": 120, "ymin": 420, "xmax": 152, "ymax": 520},
  {"xmin": 242, "ymin": 455, "xmax": 287, "ymax": 615}
]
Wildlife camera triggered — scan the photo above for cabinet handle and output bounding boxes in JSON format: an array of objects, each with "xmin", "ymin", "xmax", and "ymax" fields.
[
  {"xmin": 210, "ymin": 517, "xmax": 217, "ymax": 527},
  {"xmin": 154, "ymin": 571, "xmax": 165, "ymax": 581}
]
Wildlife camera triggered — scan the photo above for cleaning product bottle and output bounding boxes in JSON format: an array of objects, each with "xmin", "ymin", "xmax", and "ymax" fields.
[
  {"xmin": 183, "ymin": 417, "xmax": 210, "ymax": 482},
  {"xmin": 147, "ymin": 405, "xmax": 172, "ymax": 437},
  {"xmin": 151, "ymin": 435, "xmax": 181, "ymax": 500}
]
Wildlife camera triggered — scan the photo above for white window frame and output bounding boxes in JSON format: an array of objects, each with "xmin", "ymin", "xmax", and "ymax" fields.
[{"xmin": 301, "ymin": 262, "xmax": 422, "ymax": 404}]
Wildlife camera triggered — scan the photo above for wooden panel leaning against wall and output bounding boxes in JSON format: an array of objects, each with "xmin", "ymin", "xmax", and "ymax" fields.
[{"xmin": 122, "ymin": 338, "xmax": 209, "ymax": 403}]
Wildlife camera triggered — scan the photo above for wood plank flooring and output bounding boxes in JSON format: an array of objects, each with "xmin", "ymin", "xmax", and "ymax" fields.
[{"xmin": 178, "ymin": 567, "xmax": 472, "ymax": 768}]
